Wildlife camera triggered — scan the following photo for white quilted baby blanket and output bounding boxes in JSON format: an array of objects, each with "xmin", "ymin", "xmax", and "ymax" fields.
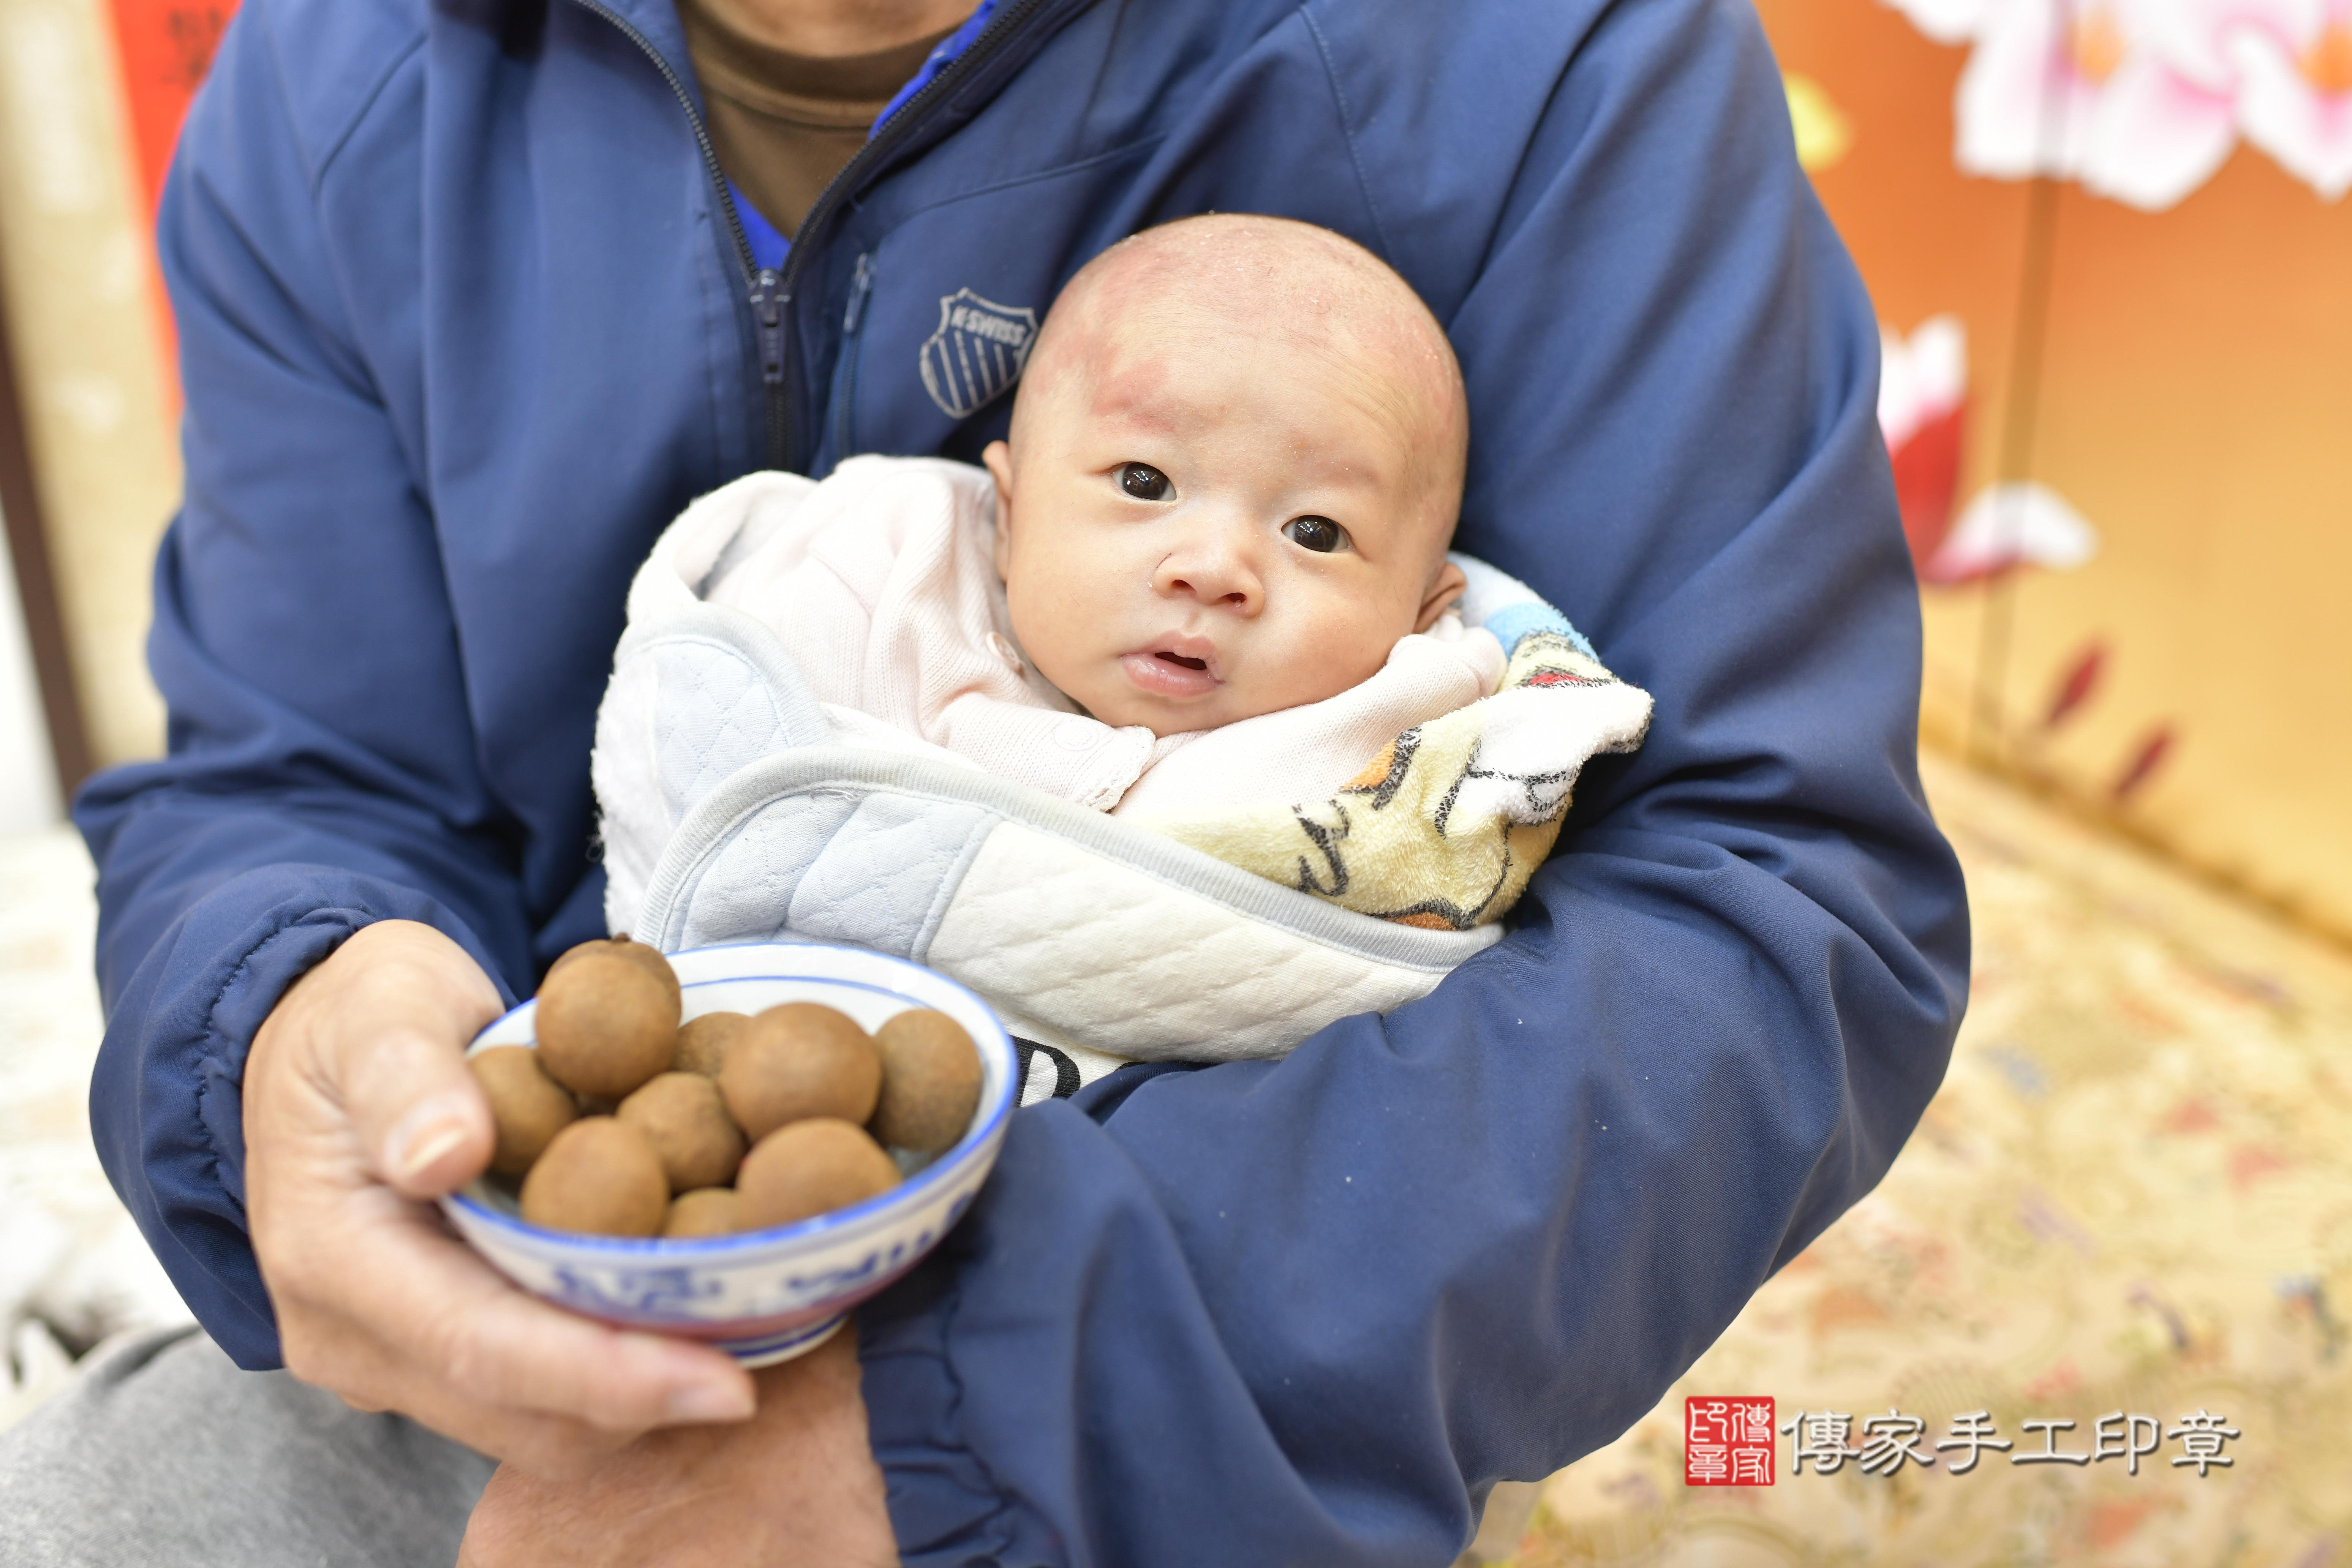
[{"xmin": 593, "ymin": 468, "xmax": 1650, "ymax": 1094}]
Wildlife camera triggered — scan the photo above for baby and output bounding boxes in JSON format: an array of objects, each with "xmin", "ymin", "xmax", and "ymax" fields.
[
  {"xmin": 598, "ymin": 215, "xmax": 1647, "ymax": 947},
  {"xmin": 980, "ymin": 214, "xmax": 1471, "ymax": 743}
]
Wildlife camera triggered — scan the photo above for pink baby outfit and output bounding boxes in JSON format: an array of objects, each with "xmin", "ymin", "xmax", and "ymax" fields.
[{"xmin": 664, "ymin": 455, "xmax": 1503, "ymax": 814}]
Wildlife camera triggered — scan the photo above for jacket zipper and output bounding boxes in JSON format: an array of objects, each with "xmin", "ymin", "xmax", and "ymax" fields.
[
  {"xmin": 830, "ymin": 252, "xmax": 877, "ymax": 458},
  {"xmin": 843, "ymin": 252, "xmax": 876, "ymax": 337},
  {"xmin": 564, "ymin": 0, "xmax": 785, "ymax": 466},
  {"xmin": 750, "ymin": 267, "xmax": 788, "ymax": 446},
  {"xmin": 567, "ymin": 0, "xmax": 1056, "ymax": 473}
]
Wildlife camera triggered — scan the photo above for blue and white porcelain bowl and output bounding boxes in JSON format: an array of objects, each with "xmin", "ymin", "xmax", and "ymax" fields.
[{"xmin": 440, "ymin": 941, "xmax": 1016, "ymax": 1366}]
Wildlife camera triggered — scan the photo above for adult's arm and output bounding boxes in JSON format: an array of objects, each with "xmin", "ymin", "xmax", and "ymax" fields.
[
  {"xmin": 81, "ymin": 4, "xmax": 812, "ymax": 1458},
  {"xmin": 856, "ymin": 2, "xmax": 1968, "ymax": 1563},
  {"xmin": 74, "ymin": 3, "xmax": 574, "ymax": 1365}
]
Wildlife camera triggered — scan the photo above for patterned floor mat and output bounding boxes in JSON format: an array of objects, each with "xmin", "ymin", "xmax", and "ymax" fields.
[{"xmin": 1506, "ymin": 751, "xmax": 2352, "ymax": 1566}]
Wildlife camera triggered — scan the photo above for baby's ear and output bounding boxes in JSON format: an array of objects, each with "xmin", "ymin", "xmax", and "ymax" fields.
[
  {"xmin": 1414, "ymin": 558, "xmax": 1468, "ymax": 633},
  {"xmin": 982, "ymin": 441, "xmax": 1015, "ymax": 576}
]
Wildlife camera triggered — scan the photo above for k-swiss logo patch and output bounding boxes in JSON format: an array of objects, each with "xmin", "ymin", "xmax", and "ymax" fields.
[{"xmin": 920, "ymin": 288, "xmax": 1038, "ymax": 419}]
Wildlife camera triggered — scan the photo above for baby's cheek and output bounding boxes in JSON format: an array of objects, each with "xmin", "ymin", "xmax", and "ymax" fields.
[
  {"xmin": 1270, "ymin": 596, "xmax": 1407, "ymax": 703},
  {"xmin": 1003, "ymin": 579, "xmax": 1099, "ymax": 703}
]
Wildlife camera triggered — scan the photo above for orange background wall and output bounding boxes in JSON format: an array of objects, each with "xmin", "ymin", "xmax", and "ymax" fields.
[{"xmin": 1759, "ymin": 0, "xmax": 2352, "ymax": 942}]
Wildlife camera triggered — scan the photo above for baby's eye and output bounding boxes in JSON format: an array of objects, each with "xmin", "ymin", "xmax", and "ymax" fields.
[
  {"xmin": 1282, "ymin": 515, "xmax": 1349, "ymax": 553},
  {"xmin": 1117, "ymin": 463, "xmax": 1173, "ymax": 501}
]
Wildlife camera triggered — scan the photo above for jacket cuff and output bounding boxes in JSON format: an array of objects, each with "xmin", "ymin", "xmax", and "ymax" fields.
[{"xmin": 88, "ymin": 865, "xmax": 515, "ymax": 1369}]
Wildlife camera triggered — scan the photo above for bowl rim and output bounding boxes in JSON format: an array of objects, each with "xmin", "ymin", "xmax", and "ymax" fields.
[{"xmin": 443, "ymin": 943, "xmax": 1017, "ymax": 1256}]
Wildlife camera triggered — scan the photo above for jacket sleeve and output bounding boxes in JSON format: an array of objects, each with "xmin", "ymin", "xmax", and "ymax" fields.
[
  {"xmin": 75, "ymin": 7, "xmax": 536, "ymax": 1367},
  {"xmin": 857, "ymin": 2, "xmax": 1968, "ymax": 1563}
]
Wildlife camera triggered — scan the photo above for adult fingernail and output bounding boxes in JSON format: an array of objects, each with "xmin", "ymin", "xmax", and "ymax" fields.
[
  {"xmin": 386, "ymin": 1098, "xmax": 474, "ymax": 1182},
  {"xmin": 666, "ymin": 1382, "xmax": 756, "ymax": 1423}
]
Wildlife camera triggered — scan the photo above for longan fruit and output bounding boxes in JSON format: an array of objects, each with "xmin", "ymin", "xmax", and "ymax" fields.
[
  {"xmin": 673, "ymin": 1011, "xmax": 749, "ymax": 1077},
  {"xmin": 535, "ymin": 949, "xmax": 680, "ymax": 1100},
  {"xmin": 548, "ymin": 935, "xmax": 681, "ymax": 1013},
  {"xmin": 519, "ymin": 1117, "xmax": 668, "ymax": 1237},
  {"xmin": 469, "ymin": 1045, "xmax": 577, "ymax": 1178},
  {"xmin": 869, "ymin": 1010, "xmax": 984, "ymax": 1155},
  {"xmin": 618, "ymin": 1071, "xmax": 747, "ymax": 1191},
  {"xmin": 718, "ymin": 1004, "xmax": 881, "ymax": 1141},
  {"xmin": 736, "ymin": 1118, "xmax": 900, "ymax": 1230},
  {"xmin": 662, "ymin": 1188, "xmax": 743, "ymax": 1239}
]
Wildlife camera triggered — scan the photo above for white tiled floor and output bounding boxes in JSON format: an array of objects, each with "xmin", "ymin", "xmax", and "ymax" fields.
[{"xmin": 0, "ymin": 825, "xmax": 190, "ymax": 1428}]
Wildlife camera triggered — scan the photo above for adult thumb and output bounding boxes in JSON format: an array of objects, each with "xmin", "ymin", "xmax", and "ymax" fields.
[
  {"xmin": 326, "ymin": 923, "xmax": 506, "ymax": 1200},
  {"xmin": 362, "ymin": 1035, "xmax": 498, "ymax": 1200}
]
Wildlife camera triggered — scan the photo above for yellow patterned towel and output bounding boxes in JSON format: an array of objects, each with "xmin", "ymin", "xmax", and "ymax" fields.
[{"xmin": 1125, "ymin": 627, "xmax": 1652, "ymax": 929}]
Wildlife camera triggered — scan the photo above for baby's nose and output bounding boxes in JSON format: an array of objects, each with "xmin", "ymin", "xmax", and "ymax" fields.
[
  {"xmin": 1156, "ymin": 520, "xmax": 1262, "ymax": 610},
  {"xmin": 1161, "ymin": 566, "xmax": 1253, "ymax": 608}
]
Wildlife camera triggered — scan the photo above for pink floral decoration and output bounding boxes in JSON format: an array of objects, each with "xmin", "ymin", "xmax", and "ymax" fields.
[
  {"xmin": 1878, "ymin": 317, "xmax": 2102, "ymax": 584},
  {"xmin": 1884, "ymin": 0, "xmax": 2352, "ymax": 207}
]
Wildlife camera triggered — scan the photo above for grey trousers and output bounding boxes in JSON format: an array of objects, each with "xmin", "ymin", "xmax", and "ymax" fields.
[
  {"xmin": 1, "ymin": 1326, "xmax": 1544, "ymax": 1567},
  {"xmin": 0, "ymin": 1326, "xmax": 491, "ymax": 1567}
]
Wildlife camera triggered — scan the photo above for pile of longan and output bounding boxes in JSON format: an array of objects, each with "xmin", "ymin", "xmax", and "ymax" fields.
[{"xmin": 469, "ymin": 937, "xmax": 983, "ymax": 1238}]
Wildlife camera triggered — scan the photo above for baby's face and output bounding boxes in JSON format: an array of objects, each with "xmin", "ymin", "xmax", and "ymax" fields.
[{"xmin": 985, "ymin": 314, "xmax": 1464, "ymax": 737}]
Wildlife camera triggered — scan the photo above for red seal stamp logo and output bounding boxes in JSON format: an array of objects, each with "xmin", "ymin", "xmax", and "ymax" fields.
[{"xmin": 1685, "ymin": 1397, "xmax": 1776, "ymax": 1485}]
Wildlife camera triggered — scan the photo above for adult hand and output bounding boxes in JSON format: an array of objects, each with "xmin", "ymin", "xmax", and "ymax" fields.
[
  {"xmin": 457, "ymin": 1321, "xmax": 898, "ymax": 1567},
  {"xmin": 244, "ymin": 918, "xmax": 757, "ymax": 1476}
]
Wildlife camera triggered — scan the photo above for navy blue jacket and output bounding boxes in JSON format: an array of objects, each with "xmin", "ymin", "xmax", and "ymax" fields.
[{"xmin": 77, "ymin": 0, "xmax": 1968, "ymax": 1560}]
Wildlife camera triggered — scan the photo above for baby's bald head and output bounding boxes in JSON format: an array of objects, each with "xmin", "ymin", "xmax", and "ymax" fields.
[
  {"xmin": 984, "ymin": 215, "xmax": 1474, "ymax": 735},
  {"xmin": 1014, "ymin": 215, "xmax": 1468, "ymax": 529}
]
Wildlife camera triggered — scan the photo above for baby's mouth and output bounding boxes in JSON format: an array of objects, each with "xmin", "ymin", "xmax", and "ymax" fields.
[{"xmin": 1119, "ymin": 640, "xmax": 1222, "ymax": 699}]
